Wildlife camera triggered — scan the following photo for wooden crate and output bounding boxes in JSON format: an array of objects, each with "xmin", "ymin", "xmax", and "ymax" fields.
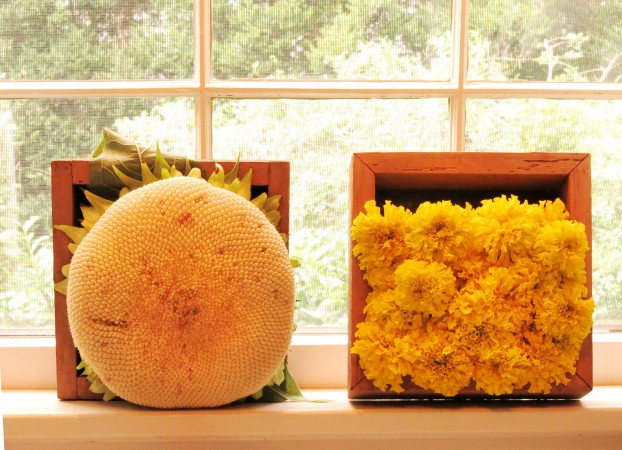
[
  {"xmin": 52, "ymin": 159, "xmax": 290, "ymax": 400},
  {"xmin": 349, "ymin": 152, "xmax": 592, "ymax": 400}
]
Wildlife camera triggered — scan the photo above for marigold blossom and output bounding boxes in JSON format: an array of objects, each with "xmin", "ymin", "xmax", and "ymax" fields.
[{"xmin": 351, "ymin": 195, "xmax": 593, "ymax": 396}]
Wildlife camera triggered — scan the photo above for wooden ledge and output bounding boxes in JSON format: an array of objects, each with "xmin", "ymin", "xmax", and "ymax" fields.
[{"xmin": 3, "ymin": 388, "xmax": 622, "ymax": 450}]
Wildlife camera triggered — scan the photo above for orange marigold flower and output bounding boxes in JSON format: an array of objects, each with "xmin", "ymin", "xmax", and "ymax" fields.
[
  {"xmin": 394, "ymin": 260, "xmax": 457, "ymax": 317},
  {"xmin": 351, "ymin": 200, "xmax": 413, "ymax": 290},
  {"xmin": 405, "ymin": 200, "xmax": 474, "ymax": 264}
]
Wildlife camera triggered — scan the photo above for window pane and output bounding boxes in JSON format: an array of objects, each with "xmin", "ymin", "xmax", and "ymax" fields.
[
  {"xmin": 466, "ymin": 98, "xmax": 622, "ymax": 330},
  {"xmin": 212, "ymin": 98, "xmax": 449, "ymax": 327},
  {"xmin": 0, "ymin": 98, "xmax": 195, "ymax": 332},
  {"xmin": 469, "ymin": 1, "xmax": 622, "ymax": 82},
  {"xmin": 212, "ymin": 0, "xmax": 451, "ymax": 80},
  {"xmin": 0, "ymin": 1, "xmax": 194, "ymax": 81}
]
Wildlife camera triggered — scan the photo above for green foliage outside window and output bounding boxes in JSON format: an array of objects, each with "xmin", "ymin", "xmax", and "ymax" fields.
[{"xmin": 1, "ymin": 0, "xmax": 622, "ymax": 330}]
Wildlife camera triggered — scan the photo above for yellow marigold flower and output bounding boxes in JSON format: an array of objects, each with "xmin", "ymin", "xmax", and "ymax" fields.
[
  {"xmin": 533, "ymin": 220, "xmax": 589, "ymax": 279},
  {"xmin": 534, "ymin": 290, "xmax": 594, "ymax": 342},
  {"xmin": 452, "ymin": 256, "xmax": 488, "ymax": 289},
  {"xmin": 351, "ymin": 319, "xmax": 420, "ymax": 393},
  {"xmin": 473, "ymin": 344, "xmax": 529, "ymax": 395},
  {"xmin": 363, "ymin": 289, "xmax": 424, "ymax": 337},
  {"xmin": 363, "ymin": 289, "xmax": 398, "ymax": 319},
  {"xmin": 455, "ymin": 321, "xmax": 513, "ymax": 351},
  {"xmin": 517, "ymin": 332, "xmax": 582, "ymax": 394},
  {"xmin": 410, "ymin": 330, "xmax": 474, "ymax": 397},
  {"xmin": 405, "ymin": 201, "xmax": 474, "ymax": 264},
  {"xmin": 362, "ymin": 266, "xmax": 397, "ymax": 292},
  {"xmin": 488, "ymin": 264, "xmax": 536, "ymax": 330},
  {"xmin": 352, "ymin": 200, "xmax": 413, "ymax": 290},
  {"xmin": 506, "ymin": 257, "xmax": 543, "ymax": 300},
  {"xmin": 475, "ymin": 195, "xmax": 540, "ymax": 266},
  {"xmin": 350, "ymin": 194, "xmax": 592, "ymax": 397},
  {"xmin": 449, "ymin": 290, "xmax": 482, "ymax": 324},
  {"xmin": 394, "ymin": 260, "xmax": 457, "ymax": 317},
  {"xmin": 453, "ymin": 265, "xmax": 532, "ymax": 331},
  {"xmin": 539, "ymin": 198, "xmax": 570, "ymax": 222}
]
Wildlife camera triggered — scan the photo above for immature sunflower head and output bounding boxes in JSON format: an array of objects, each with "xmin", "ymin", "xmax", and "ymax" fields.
[{"xmin": 66, "ymin": 176, "xmax": 295, "ymax": 408}]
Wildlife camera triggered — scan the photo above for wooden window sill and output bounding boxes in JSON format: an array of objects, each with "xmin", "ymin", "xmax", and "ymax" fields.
[{"xmin": 3, "ymin": 388, "xmax": 622, "ymax": 449}]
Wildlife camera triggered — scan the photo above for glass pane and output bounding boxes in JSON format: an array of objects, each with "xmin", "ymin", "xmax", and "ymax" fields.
[
  {"xmin": 212, "ymin": 0, "xmax": 451, "ymax": 80},
  {"xmin": 0, "ymin": 1, "xmax": 194, "ymax": 81},
  {"xmin": 469, "ymin": 1, "xmax": 622, "ymax": 82},
  {"xmin": 0, "ymin": 97, "xmax": 195, "ymax": 332},
  {"xmin": 466, "ymin": 98, "xmax": 622, "ymax": 330},
  {"xmin": 212, "ymin": 98, "xmax": 449, "ymax": 327}
]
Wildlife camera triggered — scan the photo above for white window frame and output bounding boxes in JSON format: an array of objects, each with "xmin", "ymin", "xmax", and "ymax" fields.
[{"xmin": 0, "ymin": 0, "xmax": 621, "ymax": 390}]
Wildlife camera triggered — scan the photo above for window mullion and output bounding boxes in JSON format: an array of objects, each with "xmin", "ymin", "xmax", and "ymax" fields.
[
  {"xmin": 449, "ymin": 0, "xmax": 469, "ymax": 152},
  {"xmin": 195, "ymin": 0, "xmax": 209, "ymax": 159}
]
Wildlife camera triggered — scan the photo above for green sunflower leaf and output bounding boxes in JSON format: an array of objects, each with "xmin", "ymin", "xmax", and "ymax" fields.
[
  {"xmin": 153, "ymin": 143, "xmax": 171, "ymax": 178},
  {"xmin": 187, "ymin": 167, "xmax": 203, "ymax": 179},
  {"xmin": 140, "ymin": 162, "xmax": 159, "ymax": 186},
  {"xmin": 263, "ymin": 195, "xmax": 281, "ymax": 213},
  {"xmin": 265, "ymin": 210, "xmax": 281, "ymax": 228},
  {"xmin": 54, "ymin": 224, "xmax": 88, "ymax": 245},
  {"xmin": 238, "ymin": 168, "xmax": 253, "ymax": 201},
  {"xmin": 54, "ymin": 278, "xmax": 68, "ymax": 295},
  {"xmin": 251, "ymin": 192, "xmax": 267, "ymax": 210},
  {"xmin": 207, "ymin": 163, "xmax": 225, "ymax": 187},
  {"xmin": 113, "ymin": 165, "xmax": 142, "ymax": 191},
  {"xmin": 223, "ymin": 155, "xmax": 241, "ymax": 185},
  {"xmin": 89, "ymin": 128, "xmax": 199, "ymax": 199},
  {"xmin": 83, "ymin": 190, "xmax": 114, "ymax": 216}
]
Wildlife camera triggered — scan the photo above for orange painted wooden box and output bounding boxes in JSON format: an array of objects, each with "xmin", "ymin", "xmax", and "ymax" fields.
[
  {"xmin": 51, "ymin": 159, "xmax": 290, "ymax": 400},
  {"xmin": 349, "ymin": 152, "xmax": 592, "ymax": 400}
]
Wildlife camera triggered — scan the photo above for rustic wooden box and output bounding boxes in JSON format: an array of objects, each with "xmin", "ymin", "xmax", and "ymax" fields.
[
  {"xmin": 52, "ymin": 159, "xmax": 290, "ymax": 400},
  {"xmin": 349, "ymin": 152, "xmax": 592, "ymax": 400}
]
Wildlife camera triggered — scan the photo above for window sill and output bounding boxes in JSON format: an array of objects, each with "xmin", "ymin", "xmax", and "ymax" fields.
[{"xmin": 3, "ymin": 388, "xmax": 622, "ymax": 450}]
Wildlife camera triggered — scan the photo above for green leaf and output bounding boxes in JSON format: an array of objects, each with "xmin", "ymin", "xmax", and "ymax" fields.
[
  {"xmin": 153, "ymin": 143, "xmax": 171, "ymax": 178},
  {"xmin": 187, "ymin": 167, "xmax": 203, "ymax": 179},
  {"xmin": 251, "ymin": 192, "xmax": 267, "ymax": 210},
  {"xmin": 30, "ymin": 235, "xmax": 49, "ymax": 254},
  {"xmin": 246, "ymin": 363, "xmax": 305, "ymax": 403},
  {"xmin": 227, "ymin": 178, "xmax": 240, "ymax": 193},
  {"xmin": 102, "ymin": 390, "xmax": 117, "ymax": 402},
  {"xmin": 264, "ymin": 195, "xmax": 281, "ymax": 213},
  {"xmin": 54, "ymin": 278, "xmax": 68, "ymax": 295},
  {"xmin": 255, "ymin": 385, "xmax": 289, "ymax": 402},
  {"xmin": 169, "ymin": 166, "xmax": 182, "ymax": 177},
  {"xmin": 54, "ymin": 225, "xmax": 88, "ymax": 245},
  {"xmin": 140, "ymin": 162, "xmax": 159, "ymax": 186},
  {"xmin": 265, "ymin": 210, "xmax": 281, "ymax": 228},
  {"xmin": 282, "ymin": 364, "xmax": 304, "ymax": 399},
  {"xmin": 208, "ymin": 163, "xmax": 225, "ymax": 187},
  {"xmin": 88, "ymin": 128, "xmax": 199, "ymax": 199},
  {"xmin": 80, "ymin": 206, "xmax": 100, "ymax": 230},
  {"xmin": 238, "ymin": 168, "xmax": 253, "ymax": 200},
  {"xmin": 83, "ymin": 190, "xmax": 114, "ymax": 216},
  {"xmin": 184, "ymin": 158, "xmax": 192, "ymax": 176},
  {"xmin": 23, "ymin": 216, "xmax": 39, "ymax": 232},
  {"xmin": 113, "ymin": 165, "xmax": 143, "ymax": 191},
  {"xmin": 160, "ymin": 167, "xmax": 172, "ymax": 179},
  {"xmin": 223, "ymin": 155, "xmax": 241, "ymax": 185}
]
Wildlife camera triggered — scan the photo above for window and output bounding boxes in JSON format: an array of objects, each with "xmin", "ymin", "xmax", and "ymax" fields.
[{"xmin": 1, "ymin": 0, "xmax": 622, "ymax": 343}]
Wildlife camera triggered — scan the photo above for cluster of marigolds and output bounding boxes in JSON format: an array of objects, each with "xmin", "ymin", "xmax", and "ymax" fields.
[{"xmin": 351, "ymin": 195, "xmax": 594, "ymax": 396}]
